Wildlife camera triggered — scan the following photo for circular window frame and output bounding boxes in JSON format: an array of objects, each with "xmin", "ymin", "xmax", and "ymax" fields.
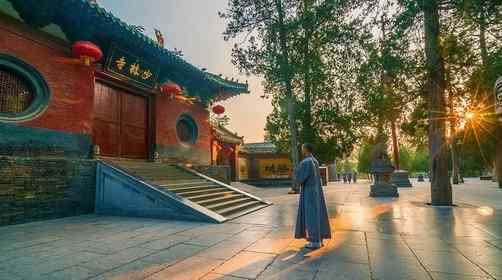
[
  {"xmin": 176, "ymin": 114, "xmax": 198, "ymax": 146},
  {"xmin": 0, "ymin": 53, "xmax": 51, "ymax": 123}
]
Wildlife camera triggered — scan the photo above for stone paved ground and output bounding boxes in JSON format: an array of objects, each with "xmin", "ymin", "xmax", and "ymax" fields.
[{"xmin": 1, "ymin": 179, "xmax": 502, "ymax": 280}]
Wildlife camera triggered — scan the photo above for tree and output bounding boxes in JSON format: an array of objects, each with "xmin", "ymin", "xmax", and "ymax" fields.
[
  {"xmin": 394, "ymin": 0, "xmax": 452, "ymax": 204},
  {"xmin": 410, "ymin": 147, "xmax": 429, "ymax": 174},
  {"xmin": 265, "ymin": 0, "xmax": 368, "ymax": 164},
  {"xmin": 423, "ymin": 0, "xmax": 453, "ymax": 205},
  {"xmin": 220, "ymin": 0, "xmax": 300, "ymax": 188},
  {"xmin": 454, "ymin": 0, "xmax": 502, "ymax": 187},
  {"xmin": 357, "ymin": 137, "xmax": 376, "ymax": 174}
]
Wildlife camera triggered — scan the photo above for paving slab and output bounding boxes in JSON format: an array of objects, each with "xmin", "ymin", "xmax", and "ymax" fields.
[
  {"xmin": 89, "ymin": 260, "xmax": 171, "ymax": 280},
  {"xmin": 2, "ymin": 180, "xmax": 502, "ymax": 279},
  {"xmin": 145, "ymin": 256, "xmax": 224, "ymax": 280},
  {"xmin": 212, "ymin": 251, "xmax": 276, "ymax": 279},
  {"xmin": 315, "ymin": 261, "xmax": 371, "ymax": 280},
  {"xmin": 140, "ymin": 243, "xmax": 206, "ymax": 265}
]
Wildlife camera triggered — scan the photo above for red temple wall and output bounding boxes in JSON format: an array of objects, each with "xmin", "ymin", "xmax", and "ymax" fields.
[
  {"xmin": 0, "ymin": 18, "xmax": 94, "ymax": 135},
  {"xmin": 155, "ymin": 95, "xmax": 211, "ymax": 164},
  {"xmin": 1, "ymin": 17, "xmax": 213, "ymax": 164}
]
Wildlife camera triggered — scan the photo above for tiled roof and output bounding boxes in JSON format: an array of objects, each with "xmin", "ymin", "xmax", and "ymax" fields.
[
  {"xmin": 213, "ymin": 124, "xmax": 243, "ymax": 145},
  {"xmin": 5, "ymin": 0, "xmax": 248, "ymax": 102},
  {"xmin": 240, "ymin": 142, "xmax": 280, "ymax": 154}
]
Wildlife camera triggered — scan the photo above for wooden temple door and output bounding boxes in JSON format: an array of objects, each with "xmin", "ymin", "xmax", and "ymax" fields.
[{"xmin": 93, "ymin": 82, "xmax": 148, "ymax": 159}]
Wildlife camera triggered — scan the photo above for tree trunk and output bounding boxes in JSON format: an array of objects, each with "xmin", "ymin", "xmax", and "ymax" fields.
[
  {"xmin": 497, "ymin": 125, "xmax": 502, "ymax": 188},
  {"xmin": 275, "ymin": 0, "xmax": 300, "ymax": 191},
  {"xmin": 448, "ymin": 89, "xmax": 460, "ymax": 184},
  {"xmin": 450, "ymin": 121, "xmax": 460, "ymax": 184},
  {"xmin": 479, "ymin": 19, "xmax": 488, "ymax": 67},
  {"xmin": 423, "ymin": 0, "xmax": 452, "ymax": 205},
  {"xmin": 390, "ymin": 120, "xmax": 400, "ymax": 170},
  {"xmin": 301, "ymin": 0, "xmax": 314, "ymax": 145}
]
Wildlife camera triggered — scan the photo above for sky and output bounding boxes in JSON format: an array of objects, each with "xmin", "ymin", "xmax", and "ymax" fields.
[{"xmin": 99, "ymin": 0, "xmax": 272, "ymax": 143}]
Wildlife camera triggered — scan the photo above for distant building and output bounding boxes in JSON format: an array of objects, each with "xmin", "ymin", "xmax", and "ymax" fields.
[
  {"xmin": 0, "ymin": 0, "xmax": 248, "ymax": 225},
  {"xmin": 211, "ymin": 123, "xmax": 244, "ymax": 181},
  {"xmin": 239, "ymin": 142, "xmax": 293, "ymax": 187}
]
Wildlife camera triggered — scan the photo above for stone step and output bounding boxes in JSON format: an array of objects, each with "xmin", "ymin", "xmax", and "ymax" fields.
[
  {"xmin": 225, "ymin": 203, "xmax": 268, "ymax": 220},
  {"xmin": 103, "ymin": 159, "xmax": 270, "ymax": 221},
  {"xmin": 157, "ymin": 180, "xmax": 212, "ymax": 189},
  {"xmin": 198, "ymin": 194, "xmax": 248, "ymax": 207},
  {"xmin": 177, "ymin": 187, "xmax": 230, "ymax": 198},
  {"xmin": 215, "ymin": 201, "xmax": 264, "ymax": 217},
  {"xmin": 223, "ymin": 204, "xmax": 269, "ymax": 220},
  {"xmin": 188, "ymin": 191, "xmax": 237, "ymax": 202},
  {"xmin": 206, "ymin": 197, "xmax": 256, "ymax": 211},
  {"xmin": 153, "ymin": 179, "xmax": 209, "ymax": 186},
  {"xmin": 106, "ymin": 162, "xmax": 179, "ymax": 171},
  {"xmin": 167, "ymin": 185, "xmax": 222, "ymax": 194},
  {"xmin": 138, "ymin": 175, "xmax": 199, "ymax": 181},
  {"xmin": 128, "ymin": 170, "xmax": 197, "ymax": 177}
]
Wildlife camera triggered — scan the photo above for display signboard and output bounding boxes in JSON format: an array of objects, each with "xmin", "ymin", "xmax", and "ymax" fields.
[
  {"xmin": 238, "ymin": 158, "xmax": 249, "ymax": 180},
  {"xmin": 105, "ymin": 44, "xmax": 160, "ymax": 89},
  {"xmin": 258, "ymin": 158, "xmax": 293, "ymax": 179}
]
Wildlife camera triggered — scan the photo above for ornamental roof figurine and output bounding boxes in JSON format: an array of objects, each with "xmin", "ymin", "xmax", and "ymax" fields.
[{"xmin": 154, "ymin": 29, "xmax": 165, "ymax": 48}]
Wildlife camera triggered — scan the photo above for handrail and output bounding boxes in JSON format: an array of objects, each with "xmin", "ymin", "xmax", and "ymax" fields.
[{"xmin": 176, "ymin": 164, "xmax": 272, "ymax": 205}]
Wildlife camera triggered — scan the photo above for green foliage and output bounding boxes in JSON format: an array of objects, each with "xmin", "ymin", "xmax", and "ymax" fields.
[
  {"xmin": 410, "ymin": 147, "xmax": 429, "ymax": 174},
  {"xmin": 222, "ymin": 0, "xmax": 502, "ymax": 177},
  {"xmin": 357, "ymin": 138, "xmax": 375, "ymax": 174},
  {"xmin": 398, "ymin": 145, "xmax": 412, "ymax": 171}
]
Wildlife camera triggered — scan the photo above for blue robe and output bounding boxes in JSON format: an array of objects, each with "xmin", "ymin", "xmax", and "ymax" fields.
[{"xmin": 294, "ymin": 155, "xmax": 332, "ymax": 242}]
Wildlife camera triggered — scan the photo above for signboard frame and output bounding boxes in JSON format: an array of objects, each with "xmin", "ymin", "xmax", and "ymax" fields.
[{"xmin": 105, "ymin": 44, "xmax": 160, "ymax": 89}]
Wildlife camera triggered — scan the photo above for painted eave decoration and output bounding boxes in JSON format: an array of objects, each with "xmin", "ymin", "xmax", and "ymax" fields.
[
  {"xmin": 6, "ymin": 0, "xmax": 249, "ymax": 103},
  {"xmin": 213, "ymin": 124, "xmax": 243, "ymax": 145},
  {"xmin": 240, "ymin": 142, "xmax": 280, "ymax": 155}
]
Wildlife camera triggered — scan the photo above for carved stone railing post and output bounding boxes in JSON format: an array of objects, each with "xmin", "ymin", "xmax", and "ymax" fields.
[{"xmin": 92, "ymin": 145, "xmax": 100, "ymax": 159}]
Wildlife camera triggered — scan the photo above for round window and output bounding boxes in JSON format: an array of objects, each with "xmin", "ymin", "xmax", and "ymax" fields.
[
  {"xmin": 176, "ymin": 115, "xmax": 198, "ymax": 145},
  {"xmin": 0, "ymin": 54, "xmax": 50, "ymax": 122}
]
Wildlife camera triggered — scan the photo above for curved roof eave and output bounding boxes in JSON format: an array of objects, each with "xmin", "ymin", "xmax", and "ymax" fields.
[{"xmin": 7, "ymin": 0, "xmax": 249, "ymax": 101}]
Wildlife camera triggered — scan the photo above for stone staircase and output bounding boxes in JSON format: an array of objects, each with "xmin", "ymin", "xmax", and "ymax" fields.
[{"xmin": 104, "ymin": 160, "xmax": 270, "ymax": 220}]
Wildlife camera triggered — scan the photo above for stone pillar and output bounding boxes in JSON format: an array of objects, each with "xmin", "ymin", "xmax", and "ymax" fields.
[{"xmin": 369, "ymin": 142, "xmax": 399, "ymax": 197}]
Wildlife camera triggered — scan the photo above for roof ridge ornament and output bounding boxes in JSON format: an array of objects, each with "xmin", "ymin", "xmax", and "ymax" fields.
[{"xmin": 154, "ymin": 29, "xmax": 165, "ymax": 48}]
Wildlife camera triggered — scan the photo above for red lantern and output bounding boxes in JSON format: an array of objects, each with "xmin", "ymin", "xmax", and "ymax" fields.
[
  {"xmin": 72, "ymin": 41, "xmax": 103, "ymax": 66},
  {"xmin": 223, "ymin": 146, "xmax": 234, "ymax": 157},
  {"xmin": 161, "ymin": 82, "xmax": 182, "ymax": 97},
  {"xmin": 212, "ymin": 105, "xmax": 225, "ymax": 115}
]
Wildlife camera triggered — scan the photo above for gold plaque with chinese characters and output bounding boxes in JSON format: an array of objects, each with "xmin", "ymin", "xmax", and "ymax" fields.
[{"xmin": 105, "ymin": 44, "xmax": 160, "ymax": 89}]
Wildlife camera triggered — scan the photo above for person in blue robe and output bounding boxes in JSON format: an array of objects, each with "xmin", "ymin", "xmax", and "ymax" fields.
[{"xmin": 294, "ymin": 143, "xmax": 332, "ymax": 249}]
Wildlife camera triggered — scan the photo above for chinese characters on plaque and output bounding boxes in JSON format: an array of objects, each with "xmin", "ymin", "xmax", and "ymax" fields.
[{"xmin": 105, "ymin": 45, "xmax": 160, "ymax": 88}]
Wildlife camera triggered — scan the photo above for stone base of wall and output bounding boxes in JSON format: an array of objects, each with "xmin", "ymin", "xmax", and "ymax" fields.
[{"xmin": 0, "ymin": 156, "xmax": 96, "ymax": 226}]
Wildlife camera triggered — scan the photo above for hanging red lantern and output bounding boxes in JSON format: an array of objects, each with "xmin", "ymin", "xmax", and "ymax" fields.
[
  {"xmin": 161, "ymin": 82, "xmax": 182, "ymax": 97},
  {"xmin": 72, "ymin": 41, "xmax": 103, "ymax": 66},
  {"xmin": 212, "ymin": 105, "xmax": 225, "ymax": 115},
  {"xmin": 223, "ymin": 146, "xmax": 234, "ymax": 157}
]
